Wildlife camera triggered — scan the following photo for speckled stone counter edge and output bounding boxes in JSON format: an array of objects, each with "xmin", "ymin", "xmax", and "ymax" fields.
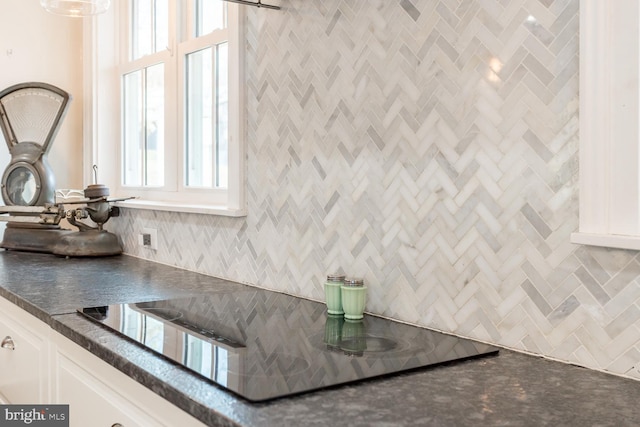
[{"xmin": 0, "ymin": 287, "xmax": 53, "ymax": 326}]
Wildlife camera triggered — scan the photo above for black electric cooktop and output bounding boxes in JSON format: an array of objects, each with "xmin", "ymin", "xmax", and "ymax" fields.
[{"xmin": 79, "ymin": 288, "xmax": 498, "ymax": 402}]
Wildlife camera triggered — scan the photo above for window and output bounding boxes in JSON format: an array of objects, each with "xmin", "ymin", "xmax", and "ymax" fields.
[
  {"xmin": 571, "ymin": 0, "xmax": 640, "ymax": 249},
  {"xmin": 84, "ymin": 0, "xmax": 246, "ymax": 216}
]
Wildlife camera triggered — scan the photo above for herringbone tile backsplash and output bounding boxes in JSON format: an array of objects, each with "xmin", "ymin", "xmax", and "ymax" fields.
[{"xmin": 109, "ymin": 0, "xmax": 640, "ymax": 379}]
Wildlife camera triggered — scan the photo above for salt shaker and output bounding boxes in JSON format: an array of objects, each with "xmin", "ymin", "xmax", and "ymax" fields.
[{"xmin": 324, "ymin": 273, "xmax": 346, "ymax": 314}]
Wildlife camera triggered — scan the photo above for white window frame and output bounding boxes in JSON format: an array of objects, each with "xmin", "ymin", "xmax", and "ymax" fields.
[
  {"xmin": 82, "ymin": 1, "xmax": 246, "ymax": 217},
  {"xmin": 571, "ymin": 0, "xmax": 640, "ymax": 250}
]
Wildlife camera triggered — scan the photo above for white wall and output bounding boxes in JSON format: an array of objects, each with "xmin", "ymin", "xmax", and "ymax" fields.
[{"xmin": 0, "ymin": 0, "xmax": 83, "ymax": 190}]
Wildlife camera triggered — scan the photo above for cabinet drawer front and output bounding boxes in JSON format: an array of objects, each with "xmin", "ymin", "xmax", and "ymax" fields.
[
  {"xmin": 56, "ymin": 354, "xmax": 155, "ymax": 427},
  {"xmin": 54, "ymin": 334, "xmax": 206, "ymax": 427}
]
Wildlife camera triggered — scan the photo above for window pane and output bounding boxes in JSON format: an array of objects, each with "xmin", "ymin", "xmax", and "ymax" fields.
[
  {"xmin": 195, "ymin": 0, "xmax": 226, "ymax": 37},
  {"xmin": 186, "ymin": 47, "xmax": 213, "ymax": 188},
  {"xmin": 145, "ymin": 63, "xmax": 165, "ymax": 186},
  {"xmin": 123, "ymin": 70, "xmax": 143, "ymax": 186},
  {"xmin": 216, "ymin": 43, "xmax": 228, "ymax": 188},
  {"xmin": 123, "ymin": 65, "xmax": 164, "ymax": 188},
  {"xmin": 155, "ymin": 0, "xmax": 169, "ymax": 54},
  {"xmin": 132, "ymin": 0, "xmax": 169, "ymax": 60}
]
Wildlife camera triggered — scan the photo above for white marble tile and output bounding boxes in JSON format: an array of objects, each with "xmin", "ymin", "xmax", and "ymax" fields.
[{"xmin": 109, "ymin": 0, "xmax": 640, "ymax": 380}]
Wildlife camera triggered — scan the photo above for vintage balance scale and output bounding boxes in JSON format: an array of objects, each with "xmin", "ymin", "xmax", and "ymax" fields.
[{"xmin": 0, "ymin": 82, "xmax": 128, "ymax": 256}]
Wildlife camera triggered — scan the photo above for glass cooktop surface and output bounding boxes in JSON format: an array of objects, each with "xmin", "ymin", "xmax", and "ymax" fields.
[{"xmin": 79, "ymin": 288, "xmax": 498, "ymax": 402}]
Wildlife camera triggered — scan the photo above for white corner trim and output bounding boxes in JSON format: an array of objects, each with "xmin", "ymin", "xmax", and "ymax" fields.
[
  {"xmin": 578, "ymin": 0, "xmax": 640, "ymax": 237},
  {"xmin": 571, "ymin": 232, "xmax": 640, "ymax": 251}
]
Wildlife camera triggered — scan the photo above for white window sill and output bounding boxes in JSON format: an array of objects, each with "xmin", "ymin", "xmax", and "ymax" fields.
[
  {"xmin": 571, "ymin": 232, "xmax": 640, "ymax": 251},
  {"xmin": 114, "ymin": 199, "xmax": 247, "ymax": 217}
]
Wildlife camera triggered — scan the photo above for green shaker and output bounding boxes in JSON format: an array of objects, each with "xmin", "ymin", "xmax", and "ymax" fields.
[
  {"xmin": 324, "ymin": 273, "xmax": 345, "ymax": 314},
  {"xmin": 341, "ymin": 278, "xmax": 367, "ymax": 320}
]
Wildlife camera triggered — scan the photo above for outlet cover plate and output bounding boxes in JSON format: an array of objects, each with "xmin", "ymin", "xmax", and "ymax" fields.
[{"xmin": 139, "ymin": 227, "xmax": 158, "ymax": 250}]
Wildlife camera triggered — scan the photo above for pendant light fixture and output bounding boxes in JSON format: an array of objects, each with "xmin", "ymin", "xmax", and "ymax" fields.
[{"xmin": 40, "ymin": 0, "xmax": 111, "ymax": 17}]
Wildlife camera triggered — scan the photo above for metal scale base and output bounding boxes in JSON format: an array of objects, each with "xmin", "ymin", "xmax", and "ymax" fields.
[{"xmin": 1, "ymin": 226, "xmax": 122, "ymax": 257}]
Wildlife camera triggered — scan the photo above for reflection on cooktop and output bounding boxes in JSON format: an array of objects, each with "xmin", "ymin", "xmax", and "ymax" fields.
[{"xmin": 79, "ymin": 288, "xmax": 498, "ymax": 402}]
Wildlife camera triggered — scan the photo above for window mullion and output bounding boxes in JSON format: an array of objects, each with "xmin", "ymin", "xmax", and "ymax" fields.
[
  {"xmin": 151, "ymin": 0, "xmax": 157, "ymax": 53},
  {"xmin": 142, "ymin": 67, "xmax": 148, "ymax": 186},
  {"xmin": 195, "ymin": 0, "xmax": 202, "ymax": 38},
  {"xmin": 212, "ymin": 44, "xmax": 219, "ymax": 187},
  {"xmin": 164, "ymin": 0, "xmax": 179, "ymax": 192}
]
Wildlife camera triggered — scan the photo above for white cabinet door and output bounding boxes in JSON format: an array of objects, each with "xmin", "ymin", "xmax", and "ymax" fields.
[
  {"xmin": 53, "ymin": 332, "xmax": 206, "ymax": 427},
  {"xmin": 0, "ymin": 297, "xmax": 49, "ymax": 404}
]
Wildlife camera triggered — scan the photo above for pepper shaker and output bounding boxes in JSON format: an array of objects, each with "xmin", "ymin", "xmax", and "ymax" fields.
[{"xmin": 341, "ymin": 278, "xmax": 367, "ymax": 320}]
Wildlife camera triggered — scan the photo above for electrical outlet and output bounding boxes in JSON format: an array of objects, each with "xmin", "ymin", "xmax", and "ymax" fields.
[{"xmin": 138, "ymin": 227, "xmax": 158, "ymax": 250}]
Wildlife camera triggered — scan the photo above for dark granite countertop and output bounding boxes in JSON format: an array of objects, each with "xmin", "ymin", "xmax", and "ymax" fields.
[{"xmin": 1, "ymin": 250, "xmax": 639, "ymax": 426}]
